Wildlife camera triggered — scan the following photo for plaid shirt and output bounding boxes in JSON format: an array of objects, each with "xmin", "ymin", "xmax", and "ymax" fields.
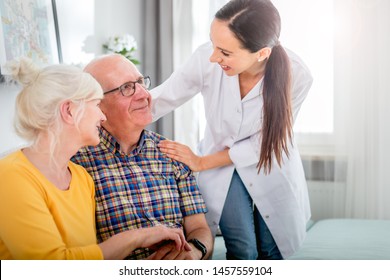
[{"xmin": 72, "ymin": 127, "xmax": 207, "ymax": 259}]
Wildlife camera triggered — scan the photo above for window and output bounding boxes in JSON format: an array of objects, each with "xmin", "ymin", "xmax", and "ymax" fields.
[
  {"xmin": 273, "ymin": 0, "xmax": 334, "ymax": 134},
  {"xmin": 272, "ymin": 0, "xmax": 334, "ymax": 155},
  {"xmin": 56, "ymin": 0, "xmax": 95, "ymax": 65}
]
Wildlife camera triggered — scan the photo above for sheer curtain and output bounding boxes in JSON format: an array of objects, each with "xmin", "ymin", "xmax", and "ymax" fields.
[
  {"xmin": 334, "ymin": 0, "xmax": 390, "ymax": 219},
  {"xmin": 172, "ymin": 0, "xmax": 228, "ymax": 151},
  {"xmin": 143, "ymin": 0, "xmax": 174, "ymax": 139},
  {"xmin": 172, "ymin": 0, "xmax": 199, "ymax": 151}
]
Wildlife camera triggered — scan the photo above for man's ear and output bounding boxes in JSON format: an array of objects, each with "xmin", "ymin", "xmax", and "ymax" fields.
[
  {"xmin": 257, "ymin": 47, "xmax": 272, "ymax": 62},
  {"xmin": 60, "ymin": 101, "xmax": 74, "ymax": 124}
]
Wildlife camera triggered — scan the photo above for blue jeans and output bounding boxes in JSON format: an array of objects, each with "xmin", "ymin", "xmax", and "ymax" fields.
[{"xmin": 219, "ymin": 170, "xmax": 283, "ymax": 260}]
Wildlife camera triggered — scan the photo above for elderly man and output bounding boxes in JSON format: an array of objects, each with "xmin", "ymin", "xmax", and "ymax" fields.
[{"xmin": 72, "ymin": 54, "xmax": 213, "ymax": 260}]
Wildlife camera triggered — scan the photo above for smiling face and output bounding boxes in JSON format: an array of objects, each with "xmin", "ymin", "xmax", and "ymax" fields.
[
  {"xmin": 78, "ymin": 99, "xmax": 106, "ymax": 146},
  {"xmin": 209, "ymin": 19, "xmax": 261, "ymax": 76},
  {"xmin": 85, "ymin": 55, "xmax": 153, "ymax": 136}
]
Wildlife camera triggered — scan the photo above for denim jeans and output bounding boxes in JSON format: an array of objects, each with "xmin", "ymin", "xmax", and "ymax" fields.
[{"xmin": 219, "ymin": 170, "xmax": 283, "ymax": 260}]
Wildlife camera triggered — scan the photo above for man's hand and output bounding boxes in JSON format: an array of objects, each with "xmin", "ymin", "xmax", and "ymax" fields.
[
  {"xmin": 136, "ymin": 226, "xmax": 192, "ymax": 252},
  {"xmin": 147, "ymin": 241, "xmax": 202, "ymax": 260}
]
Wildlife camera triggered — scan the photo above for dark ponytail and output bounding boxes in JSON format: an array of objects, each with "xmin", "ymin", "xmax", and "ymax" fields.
[
  {"xmin": 259, "ymin": 45, "xmax": 292, "ymax": 174},
  {"xmin": 216, "ymin": 0, "xmax": 293, "ymax": 174}
]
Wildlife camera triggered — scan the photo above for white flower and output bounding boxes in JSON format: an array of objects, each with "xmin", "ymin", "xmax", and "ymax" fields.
[
  {"xmin": 103, "ymin": 34, "xmax": 139, "ymax": 64},
  {"xmin": 121, "ymin": 34, "xmax": 137, "ymax": 51},
  {"xmin": 106, "ymin": 34, "xmax": 137, "ymax": 52}
]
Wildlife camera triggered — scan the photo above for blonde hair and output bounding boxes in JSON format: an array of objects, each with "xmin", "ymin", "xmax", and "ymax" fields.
[{"xmin": 5, "ymin": 57, "xmax": 103, "ymax": 156}]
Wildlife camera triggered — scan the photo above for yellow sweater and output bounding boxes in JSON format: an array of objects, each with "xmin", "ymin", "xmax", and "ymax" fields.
[{"xmin": 0, "ymin": 150, "xmax": 103, "ymax": 260}]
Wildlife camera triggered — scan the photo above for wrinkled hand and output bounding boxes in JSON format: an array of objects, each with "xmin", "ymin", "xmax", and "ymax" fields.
[
  {"xmin": 158, "ymin": 140, "xmax": 203, "ymax": 171},
  {"xmin": 136, "ymin": 226, "xmax": 192, "ymax": 252},
  {"xmin": 147, "ymin": 242, "xmax": 201, "ymax": 260}
]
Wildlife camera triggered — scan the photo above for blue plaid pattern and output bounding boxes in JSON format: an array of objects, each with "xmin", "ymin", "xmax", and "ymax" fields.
[{"xmin": 72, "ymin": 127, "xmax": 207, "ymax": 259}]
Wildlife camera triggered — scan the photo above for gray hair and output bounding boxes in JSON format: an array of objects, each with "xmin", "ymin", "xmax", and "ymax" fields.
[{"xmin": 5, "ymin": 57, "xmax": 103, "ymax": 157}]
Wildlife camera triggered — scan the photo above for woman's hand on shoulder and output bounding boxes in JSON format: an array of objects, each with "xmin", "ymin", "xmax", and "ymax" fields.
[{"xmin": 158, "ymin": 140, "xmax": 203, "ymax": 171}]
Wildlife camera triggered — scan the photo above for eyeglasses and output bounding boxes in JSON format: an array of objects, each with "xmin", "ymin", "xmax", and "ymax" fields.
[{"xmin": 103, "ymin": 76, "xmax": 151, "ymax": 97}]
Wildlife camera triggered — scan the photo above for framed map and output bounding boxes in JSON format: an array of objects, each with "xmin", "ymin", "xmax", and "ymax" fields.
[{"xmin": 0, "ymin": 0, "xmax": 62, "ymax": 74}]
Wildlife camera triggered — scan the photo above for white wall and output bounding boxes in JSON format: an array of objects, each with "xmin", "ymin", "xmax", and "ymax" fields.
[
  {"xmin": 0, "ymin": 83, "xmax": 26, "ymax": 155},
  {"xmin": 0, "ymin": 0, "xmax": 142, "ymax": 154}
]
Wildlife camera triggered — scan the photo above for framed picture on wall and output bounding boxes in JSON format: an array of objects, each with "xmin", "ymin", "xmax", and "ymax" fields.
[{"xmin": 0, "ymin": 0, "xmax": 62, "ymax": 77}]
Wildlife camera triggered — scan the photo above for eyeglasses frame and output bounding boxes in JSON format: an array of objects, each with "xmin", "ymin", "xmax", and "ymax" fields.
[{"xmin": 103, "ymin": 76, "xmax": 151, "ymax": 97}]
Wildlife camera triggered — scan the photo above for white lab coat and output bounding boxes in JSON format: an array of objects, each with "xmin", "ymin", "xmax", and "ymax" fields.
[{"xmin": 151, "ymin": 42, "xmax": 313, "ymax": 258}]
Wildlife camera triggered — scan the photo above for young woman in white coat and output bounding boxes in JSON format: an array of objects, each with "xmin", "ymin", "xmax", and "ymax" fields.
[{"xmin": 151, "ymin": 0, "xmax": 313, "ymax": 260}]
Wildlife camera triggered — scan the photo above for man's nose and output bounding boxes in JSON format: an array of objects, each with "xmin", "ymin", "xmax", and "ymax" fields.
[{"xmin": 132, "ymin": 83, "xmax": 149, "ymax": 99}]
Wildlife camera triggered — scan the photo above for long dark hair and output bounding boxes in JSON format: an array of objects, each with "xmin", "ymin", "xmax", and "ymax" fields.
[{"xmin": 216, "ymin": 0, "xmax": 292, "ymax": 174}]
